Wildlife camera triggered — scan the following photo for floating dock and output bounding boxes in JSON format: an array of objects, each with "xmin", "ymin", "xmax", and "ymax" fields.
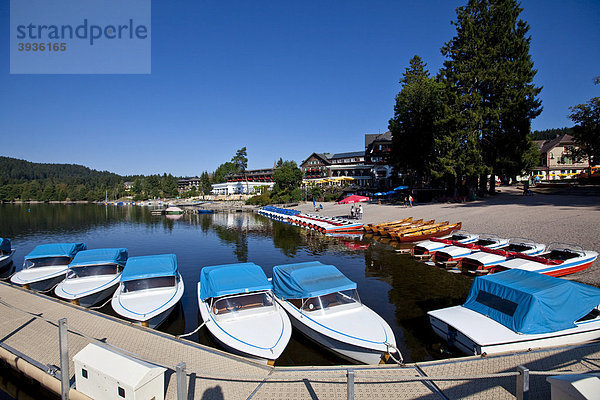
[{"xmin": 0, "ymin": 281, "xmax": 599, "ymax": 399}]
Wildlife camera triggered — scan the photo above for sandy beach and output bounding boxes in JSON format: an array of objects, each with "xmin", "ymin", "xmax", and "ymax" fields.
[{"xmin": 293, "ymin": 185, "xmax": 600, "ymax": 286}]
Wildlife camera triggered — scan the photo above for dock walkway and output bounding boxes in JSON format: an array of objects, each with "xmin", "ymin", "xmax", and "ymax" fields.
[{"xmin": 1, "ymin": 281, "xmax": 599, "ymax": 399}]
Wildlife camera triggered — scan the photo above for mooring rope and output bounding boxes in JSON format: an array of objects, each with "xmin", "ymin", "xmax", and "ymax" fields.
[
  {"xmin": 88, "ymin": 296, "xmax": 113, "ymax": 310},
  {"xmin": 177, "ymin": 320, "xmax": 208, "ymax": 338},
  {"xmin": 385, "ymin": 341, "xmax": 404, "ymax": 365}
]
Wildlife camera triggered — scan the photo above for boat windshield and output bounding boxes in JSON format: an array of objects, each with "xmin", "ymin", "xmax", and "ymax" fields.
[
  {"xmin": 296, "ymin": 289, "xmax": 361, "ymax": 312},
  {"xmin": 122, "ymin": 276, "xmax": 176, "ymax": 293},
  {"xmin": 212, "ymin": 291, "xmax": 274, "ymax": 315},
  {"xmin": 24, "ymin": 256, "xmax": 72, "ymax": 269},
  {"xmin": 67, "ymin": 264, "xmax": 121, "ymax": 279}
]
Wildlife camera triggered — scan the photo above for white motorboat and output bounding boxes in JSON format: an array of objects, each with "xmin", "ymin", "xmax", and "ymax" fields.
[
  {"xmin": 491, "ymin": 243, "xmax": 598, "ymax": 277},
  {"xmin": 11, "ymin": 243, "xmax": 86, "ymax": 291},
  {"xmin": 428, "ymin": 269, "xmax": 600, "ymax": 356},
  {"xmin": 111, "ymin": 254, "xmax": 184, "ymax": 328},
  {"xmin": 198, "ymin": 262, "xmax": 292, "ymax": 365},
  {"xmin": 0, "ymin": 238, "xmax": 15, "ymax": 272},
  {"xmin": 433, "ymin": 234, "xmax": 509, "ymax": 268},
  {"xmin": 272, "ymin": 261, "xmax": 400, "ymax": 365},
  {"xmin": 412, "ymin": 231, "xmax": 479, "ymax": 260},
  {"xmin": 55, "ymin": 248, "xmax": 128, "ymax": 307},
  {"xmin": 459, "ymin": 238, "xmax": 546, "ymax": 275}
]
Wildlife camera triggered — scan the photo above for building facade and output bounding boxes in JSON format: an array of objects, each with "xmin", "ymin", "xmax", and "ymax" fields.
[
  {"xmin": 531, "ymin": 134, "xmax": 589, "ymax": 180},
  {"xmin": 365, "ymin": 131, "xmax": 393, "ymax": 188},
  {"xmin": 177, "ymin": 177, "xmax": 202, "ymax": 192},
  {"xmin": 211, "ymin": 181, "xmax": 274, "ymax": 196}
]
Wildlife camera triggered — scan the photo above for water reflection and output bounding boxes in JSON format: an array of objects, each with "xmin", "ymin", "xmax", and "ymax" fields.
[{"xmin": 0, "ymin": 204, "xmax": 473, "ymax": 365}]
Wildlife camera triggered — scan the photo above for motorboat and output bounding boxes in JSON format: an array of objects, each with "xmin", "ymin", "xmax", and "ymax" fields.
[
  {"xmin": 111, "ymin": 254, "xmax": 184, "ymax": 328},
  {"xmin": 459, "ymin": 238, "xmax": 546, "ymax": 275},
  {"xmin": 363, "ymin": 218, "xmax": 412, "ymax": 233},
  {"xmin": 433, "ymin": 234, "xmax": 509, "ymax": 268},
  {"xmin": 491, "ymin": 243, "xmax": 598, "ymax": 277},
  {"xmin": 272, "ymin": 261, "xmax": 400, "ymax": 365},
  {"xmin": 0, "ymin": 238, "xmax": 15, "ymax": 272},
  {"xmin": 55, "ymin": 248, "xmax": 128, "ymax": 307},
  {"xmin": 428, "ymin": 269, "xmax": 600, "ymax": 356},
  {"xmin": 11, "ymin": 243, "xmax": 86, "ymax": 291},
  {"xmin": 412, "ymin": 231, "xmax": 479, "ymax": 260},
  {"xmin": 198, "ymin": 262, "xmax": 292, "ymax": 365}
]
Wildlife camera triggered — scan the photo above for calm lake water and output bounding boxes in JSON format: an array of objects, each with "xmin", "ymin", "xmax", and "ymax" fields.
[{"xmin": 0, "ymin": 203, "xmax": 473, "ymax": 368}]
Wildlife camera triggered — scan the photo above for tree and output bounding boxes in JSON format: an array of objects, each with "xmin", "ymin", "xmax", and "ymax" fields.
[
  {"xmin": 231, "ymin": 147, "xmax": 248, "ymax": 174},
  {"xmin": 569, "ymin": 95, "xmax": 600, "ymax": 172},
  {"xmin": 389, "ymin": 55, "xmax": 445, "ymax": 186},
  {"xmin": 273, "ymin": 161, "xmax": 302, "ymax": 193},
  {"xmin": 200, "ymin": 171, "xmax": 212, "ymax": 194},
  {"xmin": 440, "ymin": 0, "xmax": 542, "ymax": 193},
  {"xmin": 212, "ymin": 162, "xmax": 237, "ymax": 184}
]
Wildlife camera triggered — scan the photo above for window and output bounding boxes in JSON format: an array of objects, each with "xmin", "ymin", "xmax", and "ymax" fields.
[
  {"xmin": 81, "ymin": 369, "xmax": 88, "ymax": 379},
  {"xmin": 475, "ymin": 291, "xmax": 518, "ymax": 316}
]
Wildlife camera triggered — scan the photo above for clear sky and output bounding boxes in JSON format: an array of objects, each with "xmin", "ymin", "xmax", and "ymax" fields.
[{"xmin": 1, "ymin": 0, "xmax": 599, "ymax": 176}]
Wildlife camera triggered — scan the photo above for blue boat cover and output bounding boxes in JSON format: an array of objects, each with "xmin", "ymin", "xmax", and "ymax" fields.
[
  {"xmin": 199, "ymin": 262, "xmax": 271, "ymax": 300},
  {"xmin": 272, "ymin": 261, "xmax": 357, "ymax": 300},
  {"xmin": 393, "ymin": 186, "xmax": 409, "ymax": 191},
  {"xmin": 464, "ymin": 269, "xmax": 600, "ymax": 334},
  {"xmin": 69, "ymin": 248, "xmax": 128, "ymax": 268},
  {"xmin": 25, "ymin": 243, "xmax": 86, "ymax": 260},
  {"xmin": 121, "ymin": 254, "xmax": 178, "ymax": 282},
  {"xmin": 0, "ymin": 238, "xmax": 11, "ymax": 252}
]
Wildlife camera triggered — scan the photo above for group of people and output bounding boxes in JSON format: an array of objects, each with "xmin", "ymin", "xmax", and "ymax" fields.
[{"xmin": 350, "ymin": 204, "xmax": 363, "ymax": 219}]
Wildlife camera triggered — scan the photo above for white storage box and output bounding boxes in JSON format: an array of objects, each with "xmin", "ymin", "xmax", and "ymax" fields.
[
  {"xmin": 74, "ymin": 344, "xmax": 166, "ymax": 400},
  {"xmin": 547, "ymin": 373, "xmax": 600, "ymax": 400}
]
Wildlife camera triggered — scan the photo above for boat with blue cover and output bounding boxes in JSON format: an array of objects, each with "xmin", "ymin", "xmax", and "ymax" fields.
[
  {"xmin": 55, "ymin": 248, "xmax": 128, "ymax": 307},
  {"xmin": 272, "ymin": 261, "xmax": 400, "ymax": 364},
  {"xmin": 428, "ymin": 269, "xmax": 600, "ymax": 355},
  {"xmin": 111, "ymin": 254, "xmax": 184, "ymax": 328},
  {"xmin": 11, "ymin": 243, "xmax": 86, "ymax": 291},
  {"xmin": 0, "ymin": 238, "xmax": 15, "ymax": 273},
  {"xmin": 198, "ymin": 262, "xmax": 292, "ymax": 365}
]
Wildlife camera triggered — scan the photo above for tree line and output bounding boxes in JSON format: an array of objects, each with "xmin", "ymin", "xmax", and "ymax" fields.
[{"xmin": 389, "ymin": 0, "xmax": 598, "ymax": 196}]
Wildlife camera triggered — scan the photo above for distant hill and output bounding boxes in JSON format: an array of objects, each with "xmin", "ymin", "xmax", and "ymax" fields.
[
  {"xmin": 0, "ymin": 156, "xmax": 122, "ymax": 185},
  {"xmin": 0, "ymin": 156, "xmax": 181, "ymax": 202},
  {"xmin": 531, "ymin": 127, "xmax": 573, "ymax": 141}
]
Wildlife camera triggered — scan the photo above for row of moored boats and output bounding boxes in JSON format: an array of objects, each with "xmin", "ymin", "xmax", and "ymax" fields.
[
  {"xmin": 0, "ymin": 238, "xmax": 399, "ymax": 365},
  {"xmin": 258, "ymin": 206, "xmax": 364, "ymax": 233}
]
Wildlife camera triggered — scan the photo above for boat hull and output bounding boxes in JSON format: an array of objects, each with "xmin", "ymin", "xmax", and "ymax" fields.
[
  {"xmin": 55, "ymin": 276, "xmax": 120, "ymax": 308},
  {"xmin": 429, "ymin": 309, "xmax": 600, "ymax": 356},
  {"xmin": 0, "ymin": 250, "xmax": 15, "ymax": 271},
  {"xmin": 10, "ymin": 265, "xmax": 68, "ymax": 292}
]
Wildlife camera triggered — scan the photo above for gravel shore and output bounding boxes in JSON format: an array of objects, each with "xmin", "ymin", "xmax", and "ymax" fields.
[{"xmin": 294, "ymin": 185, "xmax": 600, "ymax": 286}]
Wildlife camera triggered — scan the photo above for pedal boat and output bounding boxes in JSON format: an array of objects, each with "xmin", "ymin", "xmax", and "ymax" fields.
[
  {"xmin": 433, "ymin": 234, "xmax": 509, "ymax": 268},
  {"xmin": 11, "ymin": 243, "xmax": 86, "ymax": 291},
  {"xmin": 55, "ymin": 248, "xmax": 128, "ymax": 307},
  {"xmin": 491, "ymin": 243, "xmax": 598, "ymax": 277},
  {"xmin": 198, "ymin": 262, "xmax": 292, "ymax": 365},
  {"xmin": 459, "ymin": 238, "xmax": 546, "ymax": 275},
  {"xmin": 0, "ymin": 238, "xmax": 15, "ymax": 272},
  {"xmin": 111, "ymin": 254, "xmax": 184, "ymax": 328},
  {"xmin": 412, "ymin": 231, "xmax": 479, "ymax": 260},
  {"xmin": 272, "ymin": 261, "xmax": 400, "ymax": 365},
  {"xmin": 428, "ymin": 269, "xmax": 600, "ymax": 356}
]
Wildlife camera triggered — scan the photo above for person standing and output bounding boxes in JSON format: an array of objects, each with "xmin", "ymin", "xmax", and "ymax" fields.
[
  {"xmin": 350, "ymin": 204, "xmax": 355, "ymax": 219},
  {"xmin": 408, "ymin": 194, "xmax": 413, "ymax": 207},
  {"xmin": 358, "ymin": 204, "xmax": 363, "ymax": 219}
]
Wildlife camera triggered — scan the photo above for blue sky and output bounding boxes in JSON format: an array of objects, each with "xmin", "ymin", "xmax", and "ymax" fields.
[{"xmin": 1, "ymin": 0, "xmax": 599, "ymax": 176}]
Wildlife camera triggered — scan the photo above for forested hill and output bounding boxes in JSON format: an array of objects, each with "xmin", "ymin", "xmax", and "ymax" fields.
[{"xmin": 0, "ymin": 156, "xmax": 122, "ymax": 184}]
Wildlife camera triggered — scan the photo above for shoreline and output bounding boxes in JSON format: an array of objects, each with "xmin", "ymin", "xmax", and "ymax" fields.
[{"xmin": 293, "ymin": 185, "xmax": 600, "ymax": 286}]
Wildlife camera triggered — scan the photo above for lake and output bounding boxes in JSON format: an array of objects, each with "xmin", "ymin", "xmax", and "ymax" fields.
[{"xmin": 0, "ymin": 203, "xmax": 473, "ymax": 367}]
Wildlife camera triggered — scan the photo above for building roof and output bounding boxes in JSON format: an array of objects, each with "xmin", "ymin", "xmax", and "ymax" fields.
[
  {"xmin": 330, "ymin": 151, "xmax": 365, "ymax": 159},
  {"xmin": 301, "ymin": 152, "xmax": 332, "ymax": 166},
  {"xmin": 538, "ymin": 134, "xmax": 576, "ymax": 154},
  {"xmin": 365, "ymin": 131, "xmax": 392, "ymax": 148}
]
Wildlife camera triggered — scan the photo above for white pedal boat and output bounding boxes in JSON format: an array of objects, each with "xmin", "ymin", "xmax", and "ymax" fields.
[
  {"xmin": 492, "ymin": 243, "xmax": 598, "ymax": 277},
  {"xmin": 412, "ymin": 231, "xmax": 479, "ymax": 260},
  {"xmin": 433, "ymin": 234, "xmax": 509, "ymax": 268},
  {"xmin": 198, "ymin": 262, "xmax": 292, "ymax": 364},
  {"xmin": 55, "ymin": 248, "xmax": 128, "ymax": 307},
  {"xmin": 272, "ymin": 261, "xmax": 400, "ymax": 365},
  {"xmin": 111, "ymin": 254, "xmax": 184, "ymax": 328},
  {"xmin": 459, "ymin": 238, "xmax": 546, "ymax": 275},
  {"xmin": 428, "ymin": 269, "xmax": 600, "ymax": 356},
  {"xmin": 11, "ymin": 243, "xmax": 86, "ymax": 291}
]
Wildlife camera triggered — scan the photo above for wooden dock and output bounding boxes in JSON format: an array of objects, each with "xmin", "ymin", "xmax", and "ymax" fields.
[{"xmin": 1, "ymin": 281, "xmax": 599, "ymax": 399}]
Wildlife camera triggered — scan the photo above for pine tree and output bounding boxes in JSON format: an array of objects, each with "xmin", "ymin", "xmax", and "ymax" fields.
[
  {"xmin": 440, "ymin": 0, "xmax": 542, "ymax": 192},
  {"xmin": 389, "ymin": 55, "xmax": 444, "ymax": 186}
]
